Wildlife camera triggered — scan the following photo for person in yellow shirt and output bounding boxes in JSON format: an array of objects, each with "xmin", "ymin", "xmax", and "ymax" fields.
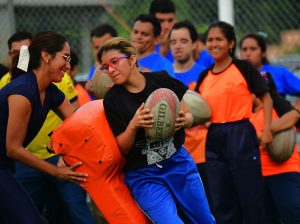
[
  {"xmin": 0, "ymin": 73, "xmax": 10, "ymax": 88},
  {"xmin": 0, "ymin": 32, "xmax": 95, "ymax": 224}
]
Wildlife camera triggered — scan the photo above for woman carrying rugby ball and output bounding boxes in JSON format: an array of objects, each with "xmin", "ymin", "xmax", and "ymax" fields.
[{"xmin": 98, "ymin": 37, "xmax": 215, "ymax": 224}]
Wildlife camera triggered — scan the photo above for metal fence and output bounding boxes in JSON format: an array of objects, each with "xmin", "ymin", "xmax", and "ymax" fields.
[{"xmin": 0, "ymin": 0, "xmax": 299, "ymax": 75}]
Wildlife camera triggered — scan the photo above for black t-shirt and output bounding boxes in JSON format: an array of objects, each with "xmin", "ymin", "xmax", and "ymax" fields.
[
  {"xmin": 260, "ymin": 71, "xmax": 295, "ymax": 117},
  {"xmin": 104, "ymin": 71, "xmax": 188, "ymax": 171},
  {"xmin": 260, "ymin": 71, "xmax": 300, "ymax": 127}
]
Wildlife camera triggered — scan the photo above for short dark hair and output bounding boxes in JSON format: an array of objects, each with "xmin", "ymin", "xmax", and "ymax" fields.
[
  {"xmin": 198, "ymin": 33, "xmax": 207, "ymax": 44},
  {"xmin": 90, "ymin": 24, "xmax": 118, "ymax": 39},
  {"xmin": 170, "ymin": 20, "xmax": 198, "ymax": 42},
  {"xmin": 7, "ymin": 32, "xmax": 33, "ymax": 50},
  {"xmin": 134, "ymin": 14, "xmax": 161, "ymax": 37},
  {"xmin": 149, "ymin": 0, "xmax": 176, "ymax": 15},
  {"xmin": 70, "ymin": 50, "xmax": 79, "ymax": 69}
]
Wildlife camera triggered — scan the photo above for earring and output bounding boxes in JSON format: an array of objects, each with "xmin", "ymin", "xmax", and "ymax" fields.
[{"xmin": 130, "ymin": 64, "xmax": 133, "ymax": 69}]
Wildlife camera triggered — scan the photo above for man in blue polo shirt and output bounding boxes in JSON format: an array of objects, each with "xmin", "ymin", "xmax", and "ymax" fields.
[{"xmin": 131, "ymin": 14, "xmax": 175, "ymax": 77}]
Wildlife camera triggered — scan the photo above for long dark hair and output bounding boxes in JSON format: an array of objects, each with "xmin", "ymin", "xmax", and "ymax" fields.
[
  {"xmin": 206, "ymin": 21, "xmax": 236, "ymax": 58},
  {"xmin": 239, "ymin": 33, "xmax": 269, "ymax": 64},
  {"xmin": 11, "ymin": 30, "xmax": 67, "ymax": 80}
]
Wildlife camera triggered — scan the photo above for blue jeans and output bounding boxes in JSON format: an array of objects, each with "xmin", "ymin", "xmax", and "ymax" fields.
[
  {"xmin": 125, "ymin": 146, "xmax": 215, "ymax": 224},
  {"xmin": 15, "ymin": 155, "xmax": 95, "ymax": 224}
]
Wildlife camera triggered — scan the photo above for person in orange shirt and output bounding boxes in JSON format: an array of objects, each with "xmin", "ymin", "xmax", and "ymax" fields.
[
  {"xmin": 251, "ymin": 99, "xmax": 300, "ymax": 224},
  {"xmin": 250, "ymin": 72, "xmax": 300, "ymax": 224},
  {"xmin": 195, "ymin": 21, "xmax": 273, "ymax": 224},
  {"xmin": 68, "ymin": 51, "xmax": 91, "ymax": 106}
]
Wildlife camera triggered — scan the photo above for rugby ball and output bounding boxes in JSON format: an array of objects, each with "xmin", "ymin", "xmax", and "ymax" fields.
[
  {"xmin": 267, "ymin": 128, "xmax": 296, "ymax": 162},
  {"xmin": 144, "ymin": 88, "xmax": 180, "ymax": 141},
  {"xmin": 92, "ymin": 70, "xmax": 113, "ymax": 99},
  {"xmin": 183, "ymin": 90, "xmax": 211, "ymax": 125}
]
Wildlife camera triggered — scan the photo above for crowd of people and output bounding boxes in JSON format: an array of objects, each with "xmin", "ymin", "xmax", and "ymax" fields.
[{"xmin": 0, "ymin": 0, "xmax": 300, "ymax": 223}]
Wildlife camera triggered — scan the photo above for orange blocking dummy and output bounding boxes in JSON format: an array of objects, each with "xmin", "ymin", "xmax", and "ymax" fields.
[{"xmin": 50, "ymin": 100, "xmax": 148, "ymax": 224}]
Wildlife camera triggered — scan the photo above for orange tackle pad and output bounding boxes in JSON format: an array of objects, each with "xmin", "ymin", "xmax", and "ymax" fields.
[{"xmin": 51, "ymin": 100, "xmax": 148, "ymax": 224}]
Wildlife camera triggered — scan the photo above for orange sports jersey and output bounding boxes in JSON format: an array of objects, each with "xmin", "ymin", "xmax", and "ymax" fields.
[
  {"xmin": 250, "ymin": 108, "xmax": 300, "ymax": 176},
  {"xmin": 188, "ymin": 81, "xmax": 197, "ymax": 91},
  {"xmin": 75, "ymin": 83, "xmax": 91, "ymax": 106},
  {"xmin": 184, "ymin": 84, "xmax": 207, "ymax": 164},
  {"xmin": 184, "ymin": 125, "xmax": 207, "ymax": 164},
  {"xmin": 51, "ymin": 100, "xmax": 148, "ymax": 224},
  {"xmin": 198, "ymin": 64, "xmax": 253, "ymax": 123}
]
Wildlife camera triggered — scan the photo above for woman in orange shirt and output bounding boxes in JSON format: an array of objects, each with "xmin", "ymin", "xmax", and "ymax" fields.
[
  {"xmin": 250, "ymin": 91, "xmax": 300, "ymax": 224},
  {"xmin": 241, "ymin": 35, "xmax": 300, "ymax": 223},
  {"xmin": 195, "ymin": 21, "xmax": 273, "ymax": 224}
]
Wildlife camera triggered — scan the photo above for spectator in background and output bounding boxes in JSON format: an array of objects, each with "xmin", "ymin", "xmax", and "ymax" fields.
[
  {"xmin": 149, "ymin": 0, "xmax": 214, "ymax": 68},
  {"xmin": 0, "ymin": 63, "xmax": 9, "ymax": 79},
  {"xmin": 0, "ymin": 32, "xmax": 33, "ymax": 88},
  {"xmin": 85, "ymin": 24, "xmax": 118, "ymax": 96},
  {"xmin": 69, "ymin": 51, "xmax": 91, "ymax": 106},
  {"xmin": 249, "ymin": 74, "xmax": 300, "ymax": 224},
  {"xmin": 0, "ymin": 30, "xmax": 88, "ymax": 224},
  {"xmin": 88, "ymin": 24, "xmax": 118, "ymax": 80},
  {"xmin": 169, "ymin": 20, "xmax": 211, "ymax": 209},
  {"xmin": 149, "ymin": 0, "xmax": 176, "ymax": 60},
  {"xmin": 239, "ymin": 33, "xmax": 300, "ymax": 108},
  {"xmin": 131, "ymin": 14, "xmax": 175, "ymax": 77},
  {"xmin": 170, "ymin": 20, "xmax": 206, "ymax": 87},
  {"xmin": 195, "ymin": 33, "xmax": 214, "ymax": 68}
]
